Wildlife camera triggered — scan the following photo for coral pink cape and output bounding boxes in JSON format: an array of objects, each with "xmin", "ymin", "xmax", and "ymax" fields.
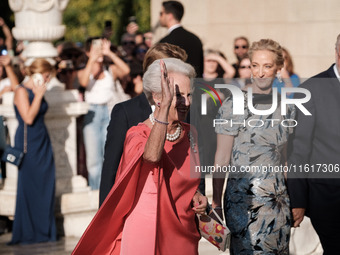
[{"xmin": 72, "ymin": 122, "xmax": 201, "ymax": 255}]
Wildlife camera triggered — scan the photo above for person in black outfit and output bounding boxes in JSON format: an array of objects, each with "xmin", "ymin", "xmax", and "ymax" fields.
[
  {"xmin": 99, "ymin": 43, "xmax": 188, "ymax": 206},
  {"xmin": 287, "ymin": 33, "xmax": 340, "ymax": 255},
  {"xmin": 159, "ymin": 1, "xmax": 204, "ymax": 78},
  {"xmin": 158, "ymin": 1, "xmax": 206, "ymax": 194}
]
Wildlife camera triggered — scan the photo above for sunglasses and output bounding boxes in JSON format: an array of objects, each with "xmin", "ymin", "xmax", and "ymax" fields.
[
  {"xmin": 234, "ymin": 45, "xmax": 248, "ymax": 49},
  {"xmin": 239, "ymin": 65, "xmax": 251, "ymax": 69}
]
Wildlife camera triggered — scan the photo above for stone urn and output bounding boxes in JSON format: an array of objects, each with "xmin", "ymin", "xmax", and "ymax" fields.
[{"xmin": 9, "ymin": 0, "xmax": 70, "ymax": 59}]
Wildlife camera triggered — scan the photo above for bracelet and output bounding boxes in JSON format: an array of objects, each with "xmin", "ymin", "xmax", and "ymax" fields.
[{"xmin": 154, "ymin": 117, "xmax": 169, "ymax": 125}]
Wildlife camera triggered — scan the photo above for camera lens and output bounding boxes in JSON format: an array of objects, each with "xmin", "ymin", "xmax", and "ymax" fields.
[{"xmin": 129, "ymin": 16, "xmax": 137, "ymax": 23}]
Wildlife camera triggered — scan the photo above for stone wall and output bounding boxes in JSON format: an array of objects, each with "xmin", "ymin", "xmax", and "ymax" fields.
[{"xmin": 151, "ymin": 0, "xmax": 340, "ymax": 78}]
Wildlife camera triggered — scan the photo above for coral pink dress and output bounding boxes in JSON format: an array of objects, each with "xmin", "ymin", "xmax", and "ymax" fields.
[{"xmin": 72, "ymin": 122, "xmax": 201, "ymax": 255}]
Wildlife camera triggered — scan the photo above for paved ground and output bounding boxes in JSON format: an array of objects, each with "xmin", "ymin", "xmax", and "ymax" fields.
[
  {"xmin": 0, "ymin": 175, "xmax": 230, "ymax": 255},
  {"xmin": 0, "ymin": 175, "xmax": 323, "ymax": 254},
  {"xmin": 0, "ymin": 175, "xmax": 324, "ymax": 255},
  {"xmin": 0, "ymin": 232, "xmax": 228, "ymax": 255},
  {"xmin": 0, "ymin": 232, "xmax": 78, "ymax": 255}
]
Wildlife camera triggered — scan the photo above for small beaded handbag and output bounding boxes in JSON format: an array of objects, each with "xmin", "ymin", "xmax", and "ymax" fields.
[{"xmin": 197, "ymin": 206, "xmax": 231, "ymax": 252}]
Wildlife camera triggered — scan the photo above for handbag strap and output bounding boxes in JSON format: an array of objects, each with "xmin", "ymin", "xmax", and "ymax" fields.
[
  {"xmin": 210, "ymin": 206, "xmax": 225, "ymax": 226},
  {"xmin": 19, "ymin": 84, "xmax": 28, "ymax": 154},
  {"xmin": 195, "ymin": 189, "xmax": 226, "ymax": 226},
  {"xmin": 23, "ymin": 123, "xmax": 27, "ymax": 153}
]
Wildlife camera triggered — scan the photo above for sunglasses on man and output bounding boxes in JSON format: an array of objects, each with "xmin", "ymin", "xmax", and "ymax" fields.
[{"xmin": 234, "ymin": 45, "xmax": 248, "ymax": 49}]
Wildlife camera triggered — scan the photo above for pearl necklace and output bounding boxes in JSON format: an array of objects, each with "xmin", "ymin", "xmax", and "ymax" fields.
[{"xmin": 149, "ymin": 113, "xmax": 182, "ymax": 142}]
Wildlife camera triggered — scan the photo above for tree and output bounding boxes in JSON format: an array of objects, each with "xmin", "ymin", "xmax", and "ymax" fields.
[{"xmin": 63, "ymin": 0, "xmax": 150, "ymax": 45}]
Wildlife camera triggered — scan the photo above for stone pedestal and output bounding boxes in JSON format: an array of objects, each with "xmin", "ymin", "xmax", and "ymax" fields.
[{"xmin": 61, "ymin": 190, "xmax": 99, "ymax": 237}]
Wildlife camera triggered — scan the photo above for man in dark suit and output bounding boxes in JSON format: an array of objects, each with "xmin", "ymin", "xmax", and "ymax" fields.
[
  {"xmin": 287, "ymin": 34, "xmax": 340, "ymax": 254},
  {"xmin": 99, "ymin": 93, "xmax": 151, "ymax": 206},
  {"xmin": 159, "ymin": 1, "xmax": 204, "ymax": 77},
  {"xmin": 158, "ymin": 1, "xmax": 206, "ymax": 194},
  {"xmin": 159, "ymin": 1, "xmax": 206, "ymax": 194}
]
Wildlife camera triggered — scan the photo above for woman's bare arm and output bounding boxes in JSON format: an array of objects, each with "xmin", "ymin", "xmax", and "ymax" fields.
[{"xmin": 212, "ymin": 134, "xmax": 234, "ymax": 208}]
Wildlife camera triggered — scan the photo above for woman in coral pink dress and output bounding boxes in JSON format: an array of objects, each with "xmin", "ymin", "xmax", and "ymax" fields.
[{"xmin": 72, "ymin": 58, "xmax": 207, "ymax": 255}]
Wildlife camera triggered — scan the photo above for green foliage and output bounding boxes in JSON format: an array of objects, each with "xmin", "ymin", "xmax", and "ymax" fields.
[
  {"xmin": 63, "ymin": 0, "xmax": 150, "ymax": 45},
  {"xmin": 133, "ymin": 0, "xmax": 151, "ymax": 33}
]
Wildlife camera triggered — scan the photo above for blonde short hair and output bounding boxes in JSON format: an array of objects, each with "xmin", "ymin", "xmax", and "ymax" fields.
[{"xmin": 248, "ymin": 39, "xmax": 284, "ymax": 68}]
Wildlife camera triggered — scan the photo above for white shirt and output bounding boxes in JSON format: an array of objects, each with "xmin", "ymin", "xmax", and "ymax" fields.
[
  {"xmin": 167, "ymin": 24, "xmax": 182, "ymax": 34},
  {"xmin": 0, "ymin": 78, "xmax": 11, "ymax": 94},
  {"xmin": 85, "ymin": 70, "xmax": 115, "ymax": 105},
  {"xmin": 333, "ymin": 64, "xmax": 340, "ymax": 81}
]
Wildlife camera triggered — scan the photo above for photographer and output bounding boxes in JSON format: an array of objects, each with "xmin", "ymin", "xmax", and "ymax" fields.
[
  {"xmin": 77, "ymin": 37, "xmax": 130, "ymax": 190},
  {"xmin": 119, "ymin": 16, "xmax": 139, "ymax": 63},
  {"xmin": 56, "ymin": 42, "xmax": 84, "ymax": 90}
]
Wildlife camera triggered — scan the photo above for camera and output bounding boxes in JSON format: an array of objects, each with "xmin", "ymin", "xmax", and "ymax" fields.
[
  {"xmin": 58, "ymin": 60, "xmax": 74, "ymax": 70},
  {"xmin": 104, "ymin": 20, "xmax": 112, "ymax": 29},
  {"xmin": 103, "ymin": 20, "xmax": 113, "ymax": 39},
  {"xmin": 0, "ymin": 45, "xmax": 8, "ymax": 56},
  {"xmin": 128, "ymin": 16, "xmax": 137, "ymax": 24}
]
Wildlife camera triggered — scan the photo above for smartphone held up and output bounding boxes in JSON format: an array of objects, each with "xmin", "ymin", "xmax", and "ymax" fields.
[
  {"xmin": 92, "ymin": 39, "xmax": 103, "ymax": 50},
  {"xmin": 0, "ymin": 45, "xmax": 8, "ymax": 56},
  {"xmin": 32, "ymin": 73, "xmax": 44, "ymax": 87}
]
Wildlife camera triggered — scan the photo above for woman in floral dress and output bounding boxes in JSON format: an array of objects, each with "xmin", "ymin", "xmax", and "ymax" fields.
[{"xmin": 212, "ymin": 39, "xmax": 295, "ymax": 254}]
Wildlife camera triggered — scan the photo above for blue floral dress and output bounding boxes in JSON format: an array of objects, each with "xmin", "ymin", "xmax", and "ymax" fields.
[{"xmin": 215, "ymin": 92, "xmax": 295, "ymax": 254}]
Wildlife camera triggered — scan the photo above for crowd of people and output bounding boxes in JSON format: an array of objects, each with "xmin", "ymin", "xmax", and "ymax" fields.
[{"xmin": 0, "ymin": 0, "xmax": 339, "ymax": 254}]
